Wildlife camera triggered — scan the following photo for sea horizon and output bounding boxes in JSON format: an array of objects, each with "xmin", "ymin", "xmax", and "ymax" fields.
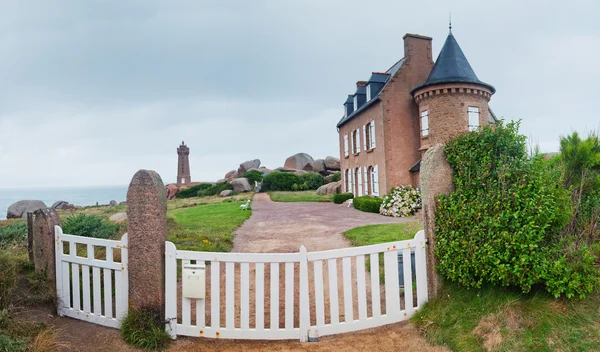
[{"xmin": 0, "ymin": 185, "xmax": 129, "ymax": 220}]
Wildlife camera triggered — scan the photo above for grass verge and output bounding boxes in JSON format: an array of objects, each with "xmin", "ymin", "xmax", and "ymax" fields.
[
  {"xmin": 167, "ymin": 201, "xmax": 252, "ymax": 252},
  {"xmin": 268, "ymin": 191, "xmax": 333, "ymax": 203},
  {"xmin": 414, "ymin": 282, "xmax": 600, "ymax": 351},
  {"xmin": 343, "ymin": 222, "xmax": 423, "ymax": 246}
]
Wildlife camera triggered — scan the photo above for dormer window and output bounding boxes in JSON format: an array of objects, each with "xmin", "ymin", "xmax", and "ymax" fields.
[
  {"xmin": 353, "ymin": 96, "xmax": 358, "ymax": 111},
  {"xmin": 366, "ymin": 85, "xmax": 371, "ymax": 101}
]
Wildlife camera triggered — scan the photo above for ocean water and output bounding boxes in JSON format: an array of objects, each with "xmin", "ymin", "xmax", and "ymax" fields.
[{"xmin": 0, "ymin": 185, "xmax": 128, "ymax": 220}]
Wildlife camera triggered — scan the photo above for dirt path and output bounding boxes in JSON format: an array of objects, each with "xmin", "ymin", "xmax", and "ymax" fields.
[{"xmin": 232, "ymin": 193, "xmax": 417, "ymax": 253}]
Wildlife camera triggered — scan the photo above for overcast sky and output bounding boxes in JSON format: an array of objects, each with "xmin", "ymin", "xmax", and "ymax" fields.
[{"xmin": 0, "ymin": 0, "xmax": 598, "ymax": 188}]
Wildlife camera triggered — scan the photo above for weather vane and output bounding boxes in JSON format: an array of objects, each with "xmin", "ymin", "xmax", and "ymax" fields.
[{"xmin": 449, "ymin": 12, "xmax": 452, "ymax": 32}]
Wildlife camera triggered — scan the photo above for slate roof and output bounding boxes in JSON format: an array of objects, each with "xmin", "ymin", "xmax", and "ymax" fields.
[
  {"xmin": 336, "ymin": 60, "xmax": 402, "ymax": 128},
  {"xmin": 411, "ymin": 32, "xmax": 495, "ymax": 94}
]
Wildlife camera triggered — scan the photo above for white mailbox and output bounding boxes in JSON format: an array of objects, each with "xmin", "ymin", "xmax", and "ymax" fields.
[{"xmin": 182, "ymin": 262, "xmax": 205, "ymax": 299}]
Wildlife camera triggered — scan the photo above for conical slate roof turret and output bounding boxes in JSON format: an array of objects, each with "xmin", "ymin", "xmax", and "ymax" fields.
[{"xmin": 412, "ymin": 31, "xmax": 495, "ymax": 94}]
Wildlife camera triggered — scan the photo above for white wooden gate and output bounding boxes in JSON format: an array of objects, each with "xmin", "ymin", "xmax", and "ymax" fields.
[
  {"xmin": 165, "ymin": 230, "xmax": 427, "ymax": 341},
  {"xmin": 55, "ymin": 226, "xmax": 128, "ymax": 328}
]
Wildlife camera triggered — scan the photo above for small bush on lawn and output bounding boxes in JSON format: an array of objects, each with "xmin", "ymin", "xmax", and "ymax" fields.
[
  {"xmin": 197, "ymin": 182, "xmax": 234, "ymax": 197},
  {"xmin": 299, "ymin": 172, "xmax": 325, "ymax": 190},
  {"xmin": 380, "ymin": 185, "xmax": 421, "ymax": 217},
  {"xmin": 0, "ymin": 222, "xmax": 27, "ymax": 247},
  {"xmin": 240, "ymin": 170, "xmax": 264, "ymax": 185},
  {"xmin": 436, "ymin": 120, "xmax": 597, "ymax": 298},
  {"xmin": 330, "ymin": 172, "xmax": 341, "ymax": 183},
  {"xmin": 353, "ymin": 196, "xmax": 383, "ymax": 213},
  {"xmin": 62, "ymin": 214, "xmax": 119, "ymax": 239},
  {"xmin": 121, "ymin": 309, "xmax": 171, "ymax": 350},
  {"xmin": 262, "ymin": 172, "xmax": 301, "ymax": 191},
  {"xmin": 333, "ymin": 193, "xmax": 354, "ymax": 204},
  {"xmin": 174, "ymin": 184, "xmax": 213, "ymax": 199}
]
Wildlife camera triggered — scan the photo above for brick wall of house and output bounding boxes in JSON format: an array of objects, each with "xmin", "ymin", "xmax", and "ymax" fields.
[
  {"xmin": 338, "ymin": 102, "xmax": 386, "ymax": 195},
  {"xmin": 379, "ymin": 34, "xmax": 433, "ymax": 191},
  {"xmin": 414, "ymin": 83, "xmax": 493, "ymax": 150}
]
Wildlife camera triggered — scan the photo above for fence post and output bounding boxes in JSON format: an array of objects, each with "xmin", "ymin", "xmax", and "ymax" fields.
[
  {"xmin": 117, "ymin": 233, "xmax": 129, "ymax": 322},
  {"xmin": 54, "ymin": 226, "xmax": 64, "ymax": 316},
  {"xmin": 165, "ymin": 241, "xmax": 177, "ymax": 339},
  {"xmin": 414, "ymin": 230, "xmax": 428, "ymax": 307},
  {"xmin": 420, "ymin": 144, "xmax": 454, "ymax": 299},
  {"xmin": 299, "ymin": 245, "xmax": 310, "ymax": 342},
  {"xmin": 27, "ymin": 212, "xmax": 34, "ymax": 262},
  {"xmin": 32, "ymin": 208, "xmax": 61, "ymax": 290},
  {"xmin": 126, "ymin": 170, "xmax": 168, "ymax": 321}
]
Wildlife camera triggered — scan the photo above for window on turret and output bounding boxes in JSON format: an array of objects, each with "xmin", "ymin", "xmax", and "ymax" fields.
[
  {"xmin": 421, "ymin": 110, "xmax": 429, "ymax": 136},
  {"xmin": 468, "ymin": 107, "xmax": 480, "ymax": 131}
]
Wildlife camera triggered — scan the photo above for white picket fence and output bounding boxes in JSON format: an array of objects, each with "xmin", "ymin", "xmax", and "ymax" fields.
[
  {"xmin": 54, "ymin": 226, "xmax": 129, "ymax": 328},
  {"xmin": 165, "ymin": 230, "xmax": 427, "ymax": 341}
]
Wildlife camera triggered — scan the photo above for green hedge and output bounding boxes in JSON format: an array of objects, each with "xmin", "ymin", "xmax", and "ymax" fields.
[
  {"xmin": 436, "ymin": 120, "xmax": 597, "ymax": 299},
  {"xmin": 240, "ymin": 170, "xmax": 264, "ymax": 185},
  {"xmin": 329, "ymin": 172, "xmax": 341, "ymax": 182},
  {"xmin": 262, "ymin": 172, "xmax": 301, "ymax": 191},
  {"xmin": 175, "ymin": 183, "xmax": 213, "ymax": 198},
  {"xmin": 333, "ymin": 193, "xmax": 354, "ymax": 204},
  {"xmin": 299, "ymin": 172, "xmax": 324, "ymax": 189},
  {"xmin": 198, "ymin": 182, "xmax": 234, "ymax": 197},
  {"xmin": 353, "ymin": 196, "xmax": 383, "ymax": 213}
]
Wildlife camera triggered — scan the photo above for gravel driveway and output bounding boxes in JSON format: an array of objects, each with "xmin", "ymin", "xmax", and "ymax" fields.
[{"xmin": 233, "ymin": 193, "xmax": 419, "ymax": 253}]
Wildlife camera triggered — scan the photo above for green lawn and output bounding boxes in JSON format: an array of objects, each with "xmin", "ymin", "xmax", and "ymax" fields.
[
  {"xmin": 268, "ymin": 191, "xmax": 333, "ymax": 203},
  {"xmin": 167, "ymin": 201, "xmax": 252, "ymax": 252},
  {"xmin": 343, "ymin": 222, "xmax": 423, "ymax": 246},
  {"xmin": 414, "ymin": 283, "xmax": 600, "ymax": 351}
]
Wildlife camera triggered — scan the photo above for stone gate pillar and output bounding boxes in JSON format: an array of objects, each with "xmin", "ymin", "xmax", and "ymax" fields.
[
  {"xmin": 126, "ymin": 170, "xmax": 168, "ymax": 318},
  {"xmin": 32, "ymin": 209, "xmax": 61, "ymax": 289},
  {"xmin": 420, "ymin": 144, "xmax": 454, "ymax": 299}
]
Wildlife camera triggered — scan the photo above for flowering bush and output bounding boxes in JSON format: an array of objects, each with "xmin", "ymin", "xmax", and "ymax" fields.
[{"xmin": 379, "ymin": 185, "xmax": 421, "ymax": 217}]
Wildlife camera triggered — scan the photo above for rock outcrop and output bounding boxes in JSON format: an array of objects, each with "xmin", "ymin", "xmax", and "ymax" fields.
[
  {"xmin": 166, "ymin": 184, "xmax": 179, "ymax": 200},
  {"xmin": 284, "ymin": 153, "xmax": 314, "ymax": 170},
  {"xmin": 316, "ymin": 180, "xmax": 342, "ymax": 195},
  {"xmin": 109, "ymin": 212, "xmax": 128, "ymax": 224},
  {"xmin": 51, "ymin": 201, "xmax": 75, "ymax": 210},
  {"xmin": 324, "ymin": 156, "xmax": 341, "ymax": 171},
  {"xmin": 220, "ymin": 190, "xmax": 234, "ymax": 197},
  {"xmin": 237, "ymin": 159, "xmax": 261, "ymax": 175},
  {"xmin": 109, "ymin": 200, "xmax": 117, "ymax": 207},
  {"xmin": 7, "ymin": 200, "xmax": 47, "ymax": 219},
  {"xmin": 304, "ymin": 159, "xmax": 326, "ymax": 173},
  {"xmin": 232, "ymin": 178, "xmax": 252, "ymax": 193},
  {"xmin": 224, "ymin": 170, "xmax": 238, "ymax": 182}
]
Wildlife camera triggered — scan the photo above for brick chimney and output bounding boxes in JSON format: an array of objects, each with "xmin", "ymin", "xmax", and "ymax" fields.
[{"xmin": 403, "ymin": 33, "xmax": 433, "ymax": 63}]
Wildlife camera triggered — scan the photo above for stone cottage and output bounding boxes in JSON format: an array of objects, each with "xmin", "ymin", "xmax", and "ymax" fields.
[{"xmin": 337, "ymin": 28, "xmax": 497, "ymax": 197}]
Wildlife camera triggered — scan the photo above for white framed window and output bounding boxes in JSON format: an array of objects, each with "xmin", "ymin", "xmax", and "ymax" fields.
[
  {"xmin": 343, "ymin": 105, "xmax": 347, "ymax": 118},
  {"xmin": 343, "ymin": 134, "xmax": 349, "ymax": 157},
  {"xmin": 353, "ymin": 96, "xmax": 358, "ymax": 111},
  {"xmin": 357, "ymin": 167, "xmax": 363, "ymax": 196},
  {"xmin": 364, "ymin": 167, "xmax": 370, "ymax": 195},
  {"xmin": 356, "ymin": 128, "xmax": 361, "ymax": 153},
  {"xmin": 369, "ymin": 120, "xmax": 376, "ymax": 149},
  {"xmin": 421, "ymin": 110, "xmax": 429, "ymax": 137},
  {"xmin": 372, "ymin": 165, "xmax": 380, "ymax": 196},
  {"xmin": 468, "ymin": 106, "xmax": 480, "ymax": 131},
  {"xmin": 366, "ymin": 84, "xmax": 371, "ymax": 101}
]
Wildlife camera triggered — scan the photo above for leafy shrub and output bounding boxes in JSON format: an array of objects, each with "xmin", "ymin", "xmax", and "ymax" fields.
[
  {"xmin": 435, "ymin": 121, "xmax": 598, "ymax": 298},
  {"xmin": 299, "ymin": 172, "xmax": 325, "ymax": 190},
  {"xmin": 380, "ymin": 185, "xmax": 421, "ymax": 217},
  {"xmin": 353, "ymin": 196, "xmax": 383, "ymax": 213},
  {"xmin": 291, "ymin": 183, "xmax": 309, "ymax": 191},
  {"xmin": 197, "ymin": 182, "xmax": 234, "ymax": 197},
  {"xmin": 0, "ymin": 252, "xmax": 18, "ymax": 309},
  {"xmin": 121, "ymin": 309, "xmax": 171, "ymax": 350},
  {"xmin": 333, "ymin": 193, "xmax": 354, "ymax": 204},
  {"xmin": 0, "ymin": 333, "xmax": 27, "ymax": 352},
  {"xmin": 62, "ymin": 214, "xmax": 119, "ymax": 239},
  {"xmin": 240, "ymin": 170, "xmax": 264, "ymax": 185},
  {"xmin": 0, "ymin": 222, "xmax": 27, "ymax": 247},
  {"xmin": 174, "ymin": 183, "xmax": 213, "ymax": 198},
  {"xmin": 262, "ymin": 172, "xmax": 301, "ymax": 191},
  {"xmin": 330, "ymin": 172, "xmax": 341, "ymax": 183}
]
